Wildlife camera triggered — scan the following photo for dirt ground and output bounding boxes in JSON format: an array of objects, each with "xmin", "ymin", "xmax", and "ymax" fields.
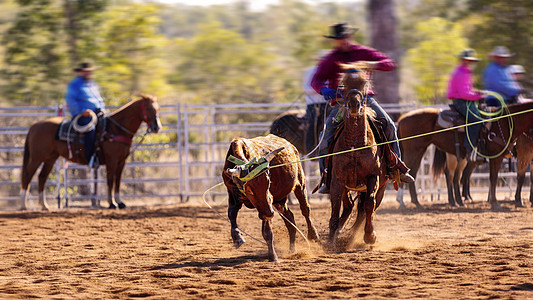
[{"xmin": 0, "ymin": 198, "xmax": 532, "ymax": 299}]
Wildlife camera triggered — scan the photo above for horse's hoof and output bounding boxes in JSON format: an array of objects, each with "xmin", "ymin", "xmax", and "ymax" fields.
[
  {"xmin": 413, "ymin": 202, "xmax": 424, "ymax": 209},
  {"xmin": 515, "ymin": 200, "xmax": 525, "ymax": 208},
  {"xmin": 233, "ymin": 237, "xmax": 246, "ymax": 249},
  {"xmin": 268, "ymin": 254, "xmax": 280, "ymax": 263},
  {"xmin": 449, "ymin": 202, "xmax": 457, "ymax": 207},
  {"xmin": 490, "ymin": 202, "xmax": 501, "ymax": 210},
  {"xmin": 108, "ymin": 203, "xmax": 117, "ymax": 209},
  {"xmin": 118, "ymin": 202, "xmax": 126, "ymax": 209},
  {"xmin": 364, "ymin": 231, "xmax": 376, "ymax": 244}
]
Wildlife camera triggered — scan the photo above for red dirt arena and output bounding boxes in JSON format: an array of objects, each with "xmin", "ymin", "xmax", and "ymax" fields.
[{"xmin": 0, "ymin": 199, "xmax": 532, "ymax": 299}]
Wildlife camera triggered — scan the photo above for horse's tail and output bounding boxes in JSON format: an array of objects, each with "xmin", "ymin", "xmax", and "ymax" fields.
[
  {"xmin": 21, "ymin": 136, "xmax": 31, "ymax": 189},
  {"xmin": 432, "ymin": 147, "xmax": 447, "ymax": 180}
]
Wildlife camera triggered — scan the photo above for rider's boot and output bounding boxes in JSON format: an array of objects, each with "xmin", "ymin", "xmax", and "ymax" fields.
[
  {"xmin": 317, "ymin": 168, "xmax": 329, "ymax": 194},
  {"xmin": 385, "ymin": 144, "xmax": 415, "ymax": 184}
]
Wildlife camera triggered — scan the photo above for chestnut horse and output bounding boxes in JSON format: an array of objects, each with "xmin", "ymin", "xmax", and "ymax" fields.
[
  {"xmin": 459, "ymin": 133, "xmax": 533, "ymax": 208},
  {"xmin": 398, "ymin": 101, "xmax": 533, "ymax": 209},
  {"xmin": 20, "ymin": 95, "xmax": 162, "ymax": 210},
  {"xmin": 328, "ymin": 65, "xmax": 388, "ymax": 247}
]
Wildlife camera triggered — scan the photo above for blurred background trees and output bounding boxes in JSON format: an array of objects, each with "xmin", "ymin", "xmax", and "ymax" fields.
[{"xmin": 0, "ymin": 0, "xmax": 530, "ymax": 107}]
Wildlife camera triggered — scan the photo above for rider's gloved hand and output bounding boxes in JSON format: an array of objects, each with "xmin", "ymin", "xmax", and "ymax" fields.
[{"xmin": 320, "ymin": 87, "xmax": 337, "ymax": 101}]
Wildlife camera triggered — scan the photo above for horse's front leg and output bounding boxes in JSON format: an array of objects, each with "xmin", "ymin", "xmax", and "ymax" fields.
[
  {"xmin": 515, "ymin": 162, "xmax": 527, "ymax": 208},
  {"xmin": 487, "ymin": 158, "xmax": 504, "ymax": 209},
  {"xmin": 328, "ymin": 179, "xmax": 347, "ymax": 247},
  {"xmin": 363, "ymin": 176, "xmax": 378, "ymax": 244},
  {"xmin": 105, "ymin": 164, "xmax": 117, "ymax": 209},
  {"xmin": 228, "ymin": 193, "xmax": 245, "ymax": 248},
  {"xmin": 114, "ymin": 160, "xmax": 126, "ymax": 209},
  {"xmin": 262, "ymin": 219, "xmax": 278, "ymax": 263}
]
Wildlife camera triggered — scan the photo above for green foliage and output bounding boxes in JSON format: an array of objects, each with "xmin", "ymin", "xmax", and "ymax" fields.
[
  {"xmin": 169, "ymin": 22, "xmax": 289, "ymax": 104},
  {"xmin": 91, "ymin": 3, "xmax": 171, "ymax": 105},
  {"xmin": 466, "ymin": 0, "xmax": 533, "ymax": 88},
  {"xmin": 406, "ymin": 17, "xmax": 469, "ymax": 104}
]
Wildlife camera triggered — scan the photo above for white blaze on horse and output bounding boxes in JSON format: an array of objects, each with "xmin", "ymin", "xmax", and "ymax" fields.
[
  {"xmin": 20, "ymin": 95, "xmax": 161, "ymax": 210},
  {"xmin": 222, "ymin": 134, "xmax": 319, "ymax": 262}
]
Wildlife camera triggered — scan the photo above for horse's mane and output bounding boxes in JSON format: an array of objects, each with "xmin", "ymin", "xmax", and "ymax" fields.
[
  {"xmin": 108, "ymin": 94, "xmax": 156, "ymax": 117},
  {"xmin": 397, "ymin": 107, "xmax": 439, "ymax": 122}
]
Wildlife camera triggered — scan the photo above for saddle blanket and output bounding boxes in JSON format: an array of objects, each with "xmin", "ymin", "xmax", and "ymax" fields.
[{"xmin": 56, "ymin": 118, "xmax": 86, "ymax": 144}]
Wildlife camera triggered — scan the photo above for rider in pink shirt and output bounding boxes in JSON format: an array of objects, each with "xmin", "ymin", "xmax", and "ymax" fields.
[{"xmin": 447, "ymin": 49, "xmax": 485, "ymax": 162}]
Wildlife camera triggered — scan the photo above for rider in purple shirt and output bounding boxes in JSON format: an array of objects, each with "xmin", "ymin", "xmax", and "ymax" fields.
[{"xmin": 312, "ymin": 23, "xmax": 414, "ymax": 194}]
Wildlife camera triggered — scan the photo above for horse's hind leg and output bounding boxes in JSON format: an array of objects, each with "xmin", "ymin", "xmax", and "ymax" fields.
[
  {"xmin": 274, "ymin": 201, "xmax": 297, "ymax": 253},
  {"xmin": 20, "ymin": 159, "xmax": 42, "ymax": 211},
  {"xmin": 337, "ymin": 194, "xmax": 354, "ymax": 234},
  {"xmin": 328, "ymin": 180, "xmax": 347, "ymax": 246},
  {"xmin": 293, "ymin": 183, "xmax": 319, "ymax": 241},
  {"xmin": 37, "ymin": 157, "xmax": 59, "ymax": 211}
]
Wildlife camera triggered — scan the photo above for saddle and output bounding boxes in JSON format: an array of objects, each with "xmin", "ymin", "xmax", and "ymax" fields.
[
  {"xmin": 56, "ymin": 114, "xmax": 107, "ymax": 164},
  {"xmin": 436, "ymin": 105, "xmax": 465, "ymax": 132}
]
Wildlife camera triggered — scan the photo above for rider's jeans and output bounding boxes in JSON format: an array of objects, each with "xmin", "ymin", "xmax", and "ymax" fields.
[
  {"xmin": 305, "ymin": 102, "xmax": 328, "ymax": 155},
  {"xmin": 77, "ymin": 115, "xmax": 96, "ymax": 161},
  {"xmin": 452, "ymin": 99, "xmax": 483, "ymax": 152}
]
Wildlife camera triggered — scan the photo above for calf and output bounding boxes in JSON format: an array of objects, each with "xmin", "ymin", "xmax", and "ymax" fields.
[{"xmin": 222, "ymin": 134, "xmax": 319, "ymax": 262}]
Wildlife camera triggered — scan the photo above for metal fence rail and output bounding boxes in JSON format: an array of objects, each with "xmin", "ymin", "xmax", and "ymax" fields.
[{"xmin": 2, "ymin": 101, "xmax": 521, "ymax": 210}]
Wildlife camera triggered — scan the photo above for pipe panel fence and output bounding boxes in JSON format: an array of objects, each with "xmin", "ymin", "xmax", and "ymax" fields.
[{"xmin": 0, "ymin": 102, "xmax": 524, "ymax": 210}]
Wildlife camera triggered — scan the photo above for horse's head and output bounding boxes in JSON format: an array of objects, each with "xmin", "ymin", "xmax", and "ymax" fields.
[
  {"xmin": 339, "ymin": 65, "xmax": 369, "ymax": 117},
  {"xmin": 138, "ymin": 94, "xmax": 162, "ymax": 133}
]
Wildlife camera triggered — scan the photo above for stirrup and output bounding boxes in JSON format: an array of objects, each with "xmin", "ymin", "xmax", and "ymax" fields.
[{"xmin": 88, "ymin": 154, "xmax": 99, "ymax": 168}]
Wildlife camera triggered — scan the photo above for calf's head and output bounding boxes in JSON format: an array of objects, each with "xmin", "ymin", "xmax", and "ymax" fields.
[{"xmin": 225, "ymin": 147, "xmax": 285, "ymax": 221}]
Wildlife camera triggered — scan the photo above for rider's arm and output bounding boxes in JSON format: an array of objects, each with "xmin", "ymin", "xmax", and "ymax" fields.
[
  {"xmin": 65, "ymin": 79, "xmax": 82, "ymax": 116},
  {"xmin": 484, "ymin": 66, "xmax": 521, "ymax": 98}
]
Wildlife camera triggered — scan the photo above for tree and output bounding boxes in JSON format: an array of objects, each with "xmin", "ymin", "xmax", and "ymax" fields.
[
  {"xmin": 1, "ymin": 0, "xmax": 108, "ymax": 104},
  {"xmin": 92, "ymin": 3, "xmax": 171, "ymax": 104},
  {"xmin": 406, "ymin": 17, "xmax": 468, "ymax": 104},
  {"xmin": 466, "ymin": 0, "xmax": 533, "ymax": 89},
  {"xmin": 369, "ymin": 0, "xmax": 399, "ymax": 106},
  {"xmin": 169, "ymin": 22, "xmax": 289, "ymax": 104}
]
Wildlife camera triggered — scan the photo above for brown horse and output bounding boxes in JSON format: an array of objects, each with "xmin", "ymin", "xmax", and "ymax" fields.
[
  {"xmin": 270, "ymin": 110, "xmax": 307, "ymax": 154},
  {"xmin": 398, "ymin": 101, "xmax": 533, "ymax": 209},
  {"xmin": 20, "ymin": 95, "xmax": 162, "ymax": 210},
  {"xmin": 328, "ymin": 65, "xmax": 388, "ymax": 247},
  {"xmin": 460, "ymin": 133, "xmax": 533, "ymax": 208}
]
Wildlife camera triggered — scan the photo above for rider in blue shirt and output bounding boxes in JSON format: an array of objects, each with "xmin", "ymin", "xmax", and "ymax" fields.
[
  {"xmin": 483, "ymin": 46, "xmax": 521, "ymax": 106},
  {"xmin": 65, "ymin": 62, "xmax": 106, "ymax": 167}
]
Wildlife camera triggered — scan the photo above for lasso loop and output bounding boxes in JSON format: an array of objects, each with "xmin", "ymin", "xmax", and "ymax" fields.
[
  {"xmin": 465, "ymin": 91, "xmax": 513, "ymax": 159},
  {"xmin": 72, "ymin": 110, "xmax": 98, "ymax": 133}
]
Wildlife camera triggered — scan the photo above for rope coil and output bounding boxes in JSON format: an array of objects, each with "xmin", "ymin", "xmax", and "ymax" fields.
[{"xmin": 72, "ymin": 110, "xmax": 98, "ymax": 133}]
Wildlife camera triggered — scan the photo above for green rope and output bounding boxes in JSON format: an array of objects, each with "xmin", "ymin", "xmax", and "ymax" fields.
[{"xmin": 465, "ymin": 91, "xmax": 513, "ymax": 159}]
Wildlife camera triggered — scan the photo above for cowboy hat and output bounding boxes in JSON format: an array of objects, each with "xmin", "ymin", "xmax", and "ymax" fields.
[
  {"xmin": 508, "ymin": 64, "xmax": 525, "ymax": 74},
  {"xmin": 324, "ymin": 23, "xmax": 358, "ymax": 39},
  {"xmin": 489, "ymin": 46, "xmax": 513, "ymax": 57},
  {"xmin": 73, "ymin": 62, "xmax": 96, "ymax": 72},
  {"xmin": 457, "ymin": 48, "xmax": 480, "ymax": 61}
]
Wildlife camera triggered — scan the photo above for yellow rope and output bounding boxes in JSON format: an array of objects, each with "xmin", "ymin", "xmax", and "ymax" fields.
[{"xmin": 270, "ymin": 106, "xmax": 533, "ymax": 170}]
